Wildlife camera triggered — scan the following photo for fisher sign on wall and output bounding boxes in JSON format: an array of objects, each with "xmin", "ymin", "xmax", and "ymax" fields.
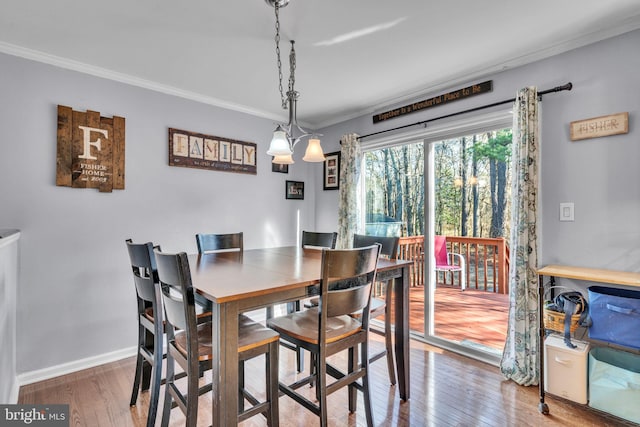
[{"xmin": 56, "ymin": 105, "xmax": 125, "ymax": 193}]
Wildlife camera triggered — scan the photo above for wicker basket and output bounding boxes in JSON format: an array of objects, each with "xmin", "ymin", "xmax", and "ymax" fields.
[
  {"xmin": 543, "ymin": 286, "xmax": 585, "ymax": 334},
  {"xmin": 543, "ymin": 307, "xmax": 581, "ymax": 333}
]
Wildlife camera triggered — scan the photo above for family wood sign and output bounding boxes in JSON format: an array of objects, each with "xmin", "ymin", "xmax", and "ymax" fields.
[
  {"xmin": 56, "ymin": 105, "xmax": 125, "ymax": 193},
  {"xmin": 168, "ymin": 128, "xmax": 257, "ymax": 175}
]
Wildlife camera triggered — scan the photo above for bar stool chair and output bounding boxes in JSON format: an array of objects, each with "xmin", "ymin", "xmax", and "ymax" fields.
[
  {"xmin": 125, "ymin": 239, "xmax": 164, "ymax": 427},
  {"xmin": 195, "ymin": 232, "xmax": 243, "ymax": 254},
  {"xmin": 352, "ymin": 233, "xmax": 400, "ymax": 386},
  {"xmin": 154, "ymin": 249, "xmax": 279, "ymax": 427},
  {"xmin": 194, "ymin": 232, "xmax": 243, "ymax": 311},
  {"xmin": 280, "ymin": 231, "xmax": 337, "ymax": 372},
  {"xmin": 267, "ymin": 245, "xmax": 380, "ymax": 427}
]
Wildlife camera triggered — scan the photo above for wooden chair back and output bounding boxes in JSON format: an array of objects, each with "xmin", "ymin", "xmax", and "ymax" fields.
[
  {"xmin": 302, "ymin": 231, "xmax": 337, "ymax": 249},
  {"xmin": 126, "ymin": 239, "xmax": 159, "ymax": 303},
  {"xmin": 320, "ymin": 245, "xmax": 380, "ymax": 320},
  {"xmin": 353, "ymin": 234, "xmax": 399, "ymax": 259},
  {"xmin": 154, "ymin": 250, "xmax": 196, "ymax": 339},
  {"xmin": 196, "ymin": 232, "xmax": 243, "ymax": 254}
]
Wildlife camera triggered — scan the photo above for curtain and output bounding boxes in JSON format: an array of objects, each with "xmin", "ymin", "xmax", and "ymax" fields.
[
  {"xmin": 500, "ymin": 87, "xmax": 540, "ymax": 386},
  {"xmin": 336, "ymin": 133, "xmax": 362, "ymax": 249}
]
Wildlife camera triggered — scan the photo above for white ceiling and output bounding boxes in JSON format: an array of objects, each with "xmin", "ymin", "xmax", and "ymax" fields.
[{"xmin": 2, "ymin": 0, "xmax": 640, "ymax": 128}]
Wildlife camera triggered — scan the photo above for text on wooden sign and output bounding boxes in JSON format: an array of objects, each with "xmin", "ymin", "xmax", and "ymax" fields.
[
  {"xmin": 570, "ymin": 112, "xmax": 629, "ymax": 141},
  {"xmin": 168, "ymin": 128, "xmax": 257, "ymax": 175},
  {"xmin": 373, "ymin": 80, "xmax": 493, "ymax": 123},
  {"xmin": 56, "ymin": 105, "xmax": 125, "ymax": 192}
]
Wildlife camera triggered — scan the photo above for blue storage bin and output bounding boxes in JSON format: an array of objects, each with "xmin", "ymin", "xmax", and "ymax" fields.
[{"xmin": 588, "ymin": 286, "xmax": 640, "ymax": 349}]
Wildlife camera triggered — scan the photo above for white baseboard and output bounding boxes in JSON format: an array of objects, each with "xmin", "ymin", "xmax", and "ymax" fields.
[
  {"xmin": 18, "ymin": 346, "xmax": 137, "ymax": 387},
  {"xmin": 8, "ymin": 379, "xmax": 19, "ymax": 404}
]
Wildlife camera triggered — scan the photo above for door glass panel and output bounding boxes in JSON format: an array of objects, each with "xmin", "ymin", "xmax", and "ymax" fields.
[{"xmin": 363, "ymin": 127, "xmax": 511, "ymax": 360}]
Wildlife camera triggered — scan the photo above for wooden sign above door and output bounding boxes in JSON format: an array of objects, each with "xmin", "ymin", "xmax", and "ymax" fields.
[{"xmin": 56, "ymin": 105, "xmax": 125, "ymax": 192}]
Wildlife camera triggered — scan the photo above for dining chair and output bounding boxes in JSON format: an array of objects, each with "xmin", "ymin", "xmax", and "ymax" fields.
[
  {"xmin": 195, "ymin": 232, "xmax": 243, "ymax": 253},
  {"xmin": 352, "ymin": 233, "xmax": 400, "ymax": 385},
  {"xmin": 194, "ymin": 232, "xmax": 244, "ymax": 310},
  {"xmin": 301, "ymin": 230, "xmax": 337, "ymax": 249},
  {"xmin": 434, "ymin": 235, "xmax": 466, "ymax": 290},
  {"xmin": 282, "ymin": 230, "xmax": 337, "ymax": 372},
  {"xmin": 125, "ymin": 239, "xmax": 164, "ymax": 427},
  {"xmin": 267, "ymin": 245, "xmax": 381, "ymax": 427},
  {"xmin": 154, "ymin": 248, "xmax": 280, "ymax": 427}
]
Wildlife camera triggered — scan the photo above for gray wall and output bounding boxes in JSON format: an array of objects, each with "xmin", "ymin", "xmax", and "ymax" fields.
[
  {"xmin": 0, "ymin": 53, "xmax": 320, "ymax": 374},
  {"xmin": 316, "ymin": 29, "xmax": 640, "ymax": 274}
]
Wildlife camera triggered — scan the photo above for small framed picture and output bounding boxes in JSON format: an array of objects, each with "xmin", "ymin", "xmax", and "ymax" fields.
[
  {"xmin": 272, "ymin": 159, "xmax": 289, "ymax": 173},
  {"xmin": 323, "ymin": 151, "xmax": 340, "ymax": 190},
  {"xmin": 286, "ymin": 180, "xmax": 304, "ymax": 200}
]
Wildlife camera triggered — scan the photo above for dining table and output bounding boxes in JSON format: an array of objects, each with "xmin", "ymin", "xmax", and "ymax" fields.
[{"xmin": 188, "ymin": 245, "xmax": 412, "ymax": 426}]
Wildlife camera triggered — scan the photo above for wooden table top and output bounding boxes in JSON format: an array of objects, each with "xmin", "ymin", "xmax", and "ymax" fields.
[{"xmin": 189, "ymin": 246, "xmax": 412, "ymax": 303}]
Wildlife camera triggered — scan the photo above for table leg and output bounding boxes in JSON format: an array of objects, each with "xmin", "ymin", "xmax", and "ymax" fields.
[
  {"xmin": 212, "ymin": 301, "xmax": 240, "ymax": 426},
  {"xmin": 394, "ymin": 265, "xmax": 410, "ymax": 401}
]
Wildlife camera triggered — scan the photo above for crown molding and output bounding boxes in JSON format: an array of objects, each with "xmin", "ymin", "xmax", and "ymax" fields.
[{"xmin": 0, "ymin": 41, "xmax": 286, "ymax": 124}]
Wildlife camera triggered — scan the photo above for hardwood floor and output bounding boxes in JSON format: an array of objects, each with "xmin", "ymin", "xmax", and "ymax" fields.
[{"xmin": 18, "ymin": 335, "xmax": 634, "ymax": 426}]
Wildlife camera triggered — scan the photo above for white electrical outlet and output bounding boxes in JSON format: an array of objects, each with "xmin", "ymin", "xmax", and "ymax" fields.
[{"xmin": 559, "ymin": 202, "xmax": 574, "ymax": 221}]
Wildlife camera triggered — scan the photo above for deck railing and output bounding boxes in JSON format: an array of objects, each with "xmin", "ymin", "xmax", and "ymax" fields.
[{"xmin": 397, "ymin": 236, "xmax": 510, "ymax": 294}]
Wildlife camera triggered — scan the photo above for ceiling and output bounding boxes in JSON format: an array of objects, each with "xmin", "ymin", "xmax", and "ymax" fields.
[{"xmin": 2, "ymin": 0, "xmax": 640, "ymax": 129}]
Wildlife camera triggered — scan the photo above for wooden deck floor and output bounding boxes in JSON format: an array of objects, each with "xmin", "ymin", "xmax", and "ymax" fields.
[{"xmin": 383, "ymin": 285, "xmax": 509, "ymax": 352}]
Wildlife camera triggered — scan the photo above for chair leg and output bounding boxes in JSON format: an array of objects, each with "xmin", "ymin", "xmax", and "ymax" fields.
[
  {"xmin": 146, "ymin": 332, "xmax": 163, "ymax": 427},
  {"xmin": 160, "ymin": 353, "xmax": 174, "ymax": 427},
  {"xmin": 384, "ymin": 285, "xmax": 397, "ymax": 385},
  {"xmin": 287, "ymin": 301, "xmax": 305, "ymax": 372},
  {"xmin": 348, "ymin": 347, "xmax": 357, "ymax": 413},
  {"xmin": 129, "ymin": 335, "xmax": 144, "ymax": 406},
  {"xmin": 141, "ymin": 328, "xmax": 154, "ymax": 391},
  {"xmin": 267, "ymin": 341, "xmax": 280, "ymax": 427},
  {"xmin": 317, "ymin": 351, "xmax": 328, "ymax": 427},
  {"xmin": 361, "ymin": 344, "xmax": 374, "ymax": 427},
  {"xmin": 185, "ymin": 361, "xmax": 199, "ymax": 427}
]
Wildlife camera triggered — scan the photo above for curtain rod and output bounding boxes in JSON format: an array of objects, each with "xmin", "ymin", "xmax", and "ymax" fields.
[{"xmin": 355, "ymin": 82, "xmax": 573, "ymax": 141}]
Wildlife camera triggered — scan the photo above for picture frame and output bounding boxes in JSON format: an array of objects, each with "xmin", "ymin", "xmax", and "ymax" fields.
[
  {"xmin": 271, "ymin": 159, "xmax": 289, "ymax": 173},
  {"xmin": 285, "ymin": 180, "xmax": 304, "ymax": 200},
  {"xmin": 323, "ymin": 151, "xmax": 341, "ymax": 190}
]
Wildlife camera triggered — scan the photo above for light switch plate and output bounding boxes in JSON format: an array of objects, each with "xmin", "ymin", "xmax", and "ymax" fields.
[{"xmin": 559, "ymin": 202, "xmax": 574, "ymax": 221}]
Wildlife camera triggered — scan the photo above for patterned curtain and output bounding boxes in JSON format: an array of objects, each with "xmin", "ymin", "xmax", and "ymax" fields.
[
  {"xmin": 336, "ymin": 133, "xmax": 362, "ymax": 249},
  {"xmin": 500, "ymin": 87, "xmax": 540, "ymax": 386}
]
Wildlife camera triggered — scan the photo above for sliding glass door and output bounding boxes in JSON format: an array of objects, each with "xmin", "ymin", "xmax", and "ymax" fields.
[{"xmin": 362, "ymin": 111, "xmax": 513, "ymax": 364}]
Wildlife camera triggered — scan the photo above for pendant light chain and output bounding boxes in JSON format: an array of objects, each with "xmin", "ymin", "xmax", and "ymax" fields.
[
  {"xmin": 274, "ymin": 4, "xmax": 287, "ymax": 110},
  {"xmin": 266, "ymin": 0, "xmax": 325, "ymax": 164}
]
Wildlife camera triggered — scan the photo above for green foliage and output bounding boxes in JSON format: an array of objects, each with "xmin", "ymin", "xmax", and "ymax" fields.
[
  {"xmin": 472, "ymin": 129, "xmax": 512, "ymax": 162},
  {"xmin": 364, "ymin": 128, "xmax": 512, "ymax": 238}
]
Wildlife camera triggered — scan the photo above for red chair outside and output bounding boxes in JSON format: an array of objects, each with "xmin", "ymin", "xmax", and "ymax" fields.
[{"xmin": 434, "ymin": 235, "xmax": 466, "ymax": 290}]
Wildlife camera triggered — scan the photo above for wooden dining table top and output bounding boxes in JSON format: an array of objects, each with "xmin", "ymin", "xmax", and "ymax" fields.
[{"xmin": 188, "ymin": 245, "xmax": 412, "ymax": 304}]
